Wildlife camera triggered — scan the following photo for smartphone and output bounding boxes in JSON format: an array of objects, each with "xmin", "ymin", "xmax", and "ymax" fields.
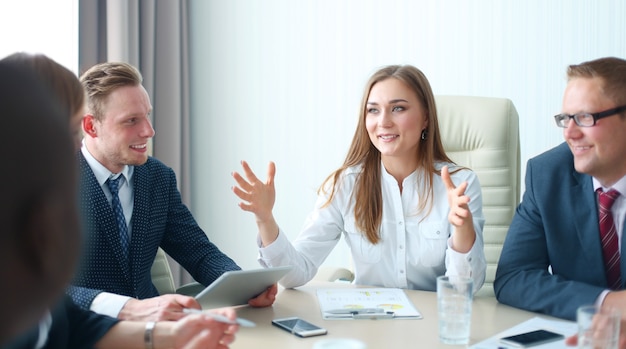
[
  {"xmin": 500, "ymin": 329, "xmax": 565, "ymax": 347},
  {"xmin": 271, "ymin": 317, "xmax": 328, "ymax": 338}
]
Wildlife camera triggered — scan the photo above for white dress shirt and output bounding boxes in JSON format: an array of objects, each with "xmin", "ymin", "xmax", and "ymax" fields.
[{"xmin": 258, "ymin": 161, "xmax": 486, "ymax": 293}]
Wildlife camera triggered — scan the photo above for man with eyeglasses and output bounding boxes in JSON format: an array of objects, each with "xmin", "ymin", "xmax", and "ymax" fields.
[{"xmin": 494, "ymin": 57, "xmax": 626, "ymax": 322}]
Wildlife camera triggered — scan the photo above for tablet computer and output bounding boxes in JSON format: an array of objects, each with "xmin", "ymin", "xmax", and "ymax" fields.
[{"xmin": 195, "ymin": 266, "xmax": 293, "ymax": 309}]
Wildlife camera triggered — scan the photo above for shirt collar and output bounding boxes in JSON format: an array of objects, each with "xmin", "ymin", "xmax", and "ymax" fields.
[
  {"xmin": 593, "ymin": 175, "xmax": 626, "ymax": 195},
  {"xmin": 34, "ymin": 310, "xmax": 52, "ymax": 349},
  {"xmin": 81, "ymin": 141, "xmax": 133, "ymax": 186}
]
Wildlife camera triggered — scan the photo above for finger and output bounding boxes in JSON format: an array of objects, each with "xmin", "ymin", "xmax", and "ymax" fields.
[
  {"xmin": 241, "ymin": 160, "xmax": 261, "ymax": 183},
  {"xmin": 221, "ymin": 333, "xmax": 236, "ymax": 345},
  {"xmin": 162, "ymin": 311, "xmax": 189, "ymax": 321},
  {"xmin": 231, "ymin": 185, "xmax": 252, "ymax": 203},
  {"xmin": 237, "ymin": 201, "xmax": 255, "ymax": 213},
  {"xmin": 564, "ymin": 334, "xmax": 578, "ymax": 346},
  {"xmin": 211, "ymin": 307, "xmax": 237, "ymax": 320},
  {"xmin": 231, "ymin": 171, "xmax": 253, "ymax": 192},
  {"xmin": 173, "ymin": 295, "xmax": 201, "ymax": 309},
  {"xmin": 266, "ymin": 161, "xmax": 276, "ymax": 186},
  {"xmin": 268, "ymin": 283, "xmax": 278, "ymax": 297},
  {"xmin": 454, "ymin": 181, "xmax": 469, "ymax": 197},
  {"xmin": 441, "ymin": 166, "xmax": 456, "ymax": 190},
  {"xmin": 248, "ymin": 285, "xmax": 277, "ymax": 307},
  {"xmin": 451, "ymin": 205, "xmax": 471, "ymax": 219},
  {"xmin": 448, "ymin": 213, "xmax": 464, "ymax": 227}
]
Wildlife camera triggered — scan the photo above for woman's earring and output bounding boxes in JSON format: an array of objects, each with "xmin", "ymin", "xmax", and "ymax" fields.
[{"xmin": 421, "ymin": 129, "xmax": 428, "ymax": 140}]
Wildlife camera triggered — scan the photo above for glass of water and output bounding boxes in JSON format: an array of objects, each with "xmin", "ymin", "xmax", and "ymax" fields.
[
  {"xmin": 437, "ymin": 275, "xmax": 473, "ymax": 345},
  {"xmin": 577, "ymin": 305, "xmax": 620, "ymax": 349}
]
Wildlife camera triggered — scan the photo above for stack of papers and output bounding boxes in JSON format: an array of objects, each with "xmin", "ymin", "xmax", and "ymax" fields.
[
  {"xmin": 316, "ymin": 288, "xmax": 422, "ymax": 320},
  {"xmin": 470, "ymin": 317, "xmax": 577, "ymax": 349}
]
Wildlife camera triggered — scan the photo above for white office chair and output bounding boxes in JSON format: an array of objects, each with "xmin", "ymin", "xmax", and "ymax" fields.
[
  {"xmin": 150, "ymin": 248, "xmax": 204, "ymax": 296},
  {"xmin": 151, "ymin": 248, "xmax": 177, "ymax": 294},
  {"xmin": 437, "ymin": 95, "xmax": 520, "ymax": 297}
]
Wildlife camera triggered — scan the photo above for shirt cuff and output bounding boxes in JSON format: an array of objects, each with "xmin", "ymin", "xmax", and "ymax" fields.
[
  {"xmin": 257, "ymin": 230, "xmax": 289, "ymax": 266},
  {"xmin": 445, "ymin": 237, "xmax": 475, "ymax": 277},
  {"xmin": 597, "ymin": 289, "xmax": 611, "ymax": 308},
  {"xmin": 90, "ymin": 292, "xmax": 132, "ymax": 318}
]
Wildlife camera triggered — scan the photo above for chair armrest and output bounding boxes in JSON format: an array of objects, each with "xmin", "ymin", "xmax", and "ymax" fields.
[{"xmin": 314, "ymin": 266, "xmax": 355, "ymax": 283}]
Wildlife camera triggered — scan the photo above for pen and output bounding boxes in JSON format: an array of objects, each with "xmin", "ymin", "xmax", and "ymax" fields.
[
  {"xmin": 325, "ymin": 308, "xmax": 385, "ymax": 315},
  {"xmin": 182, "ymin": 308, "xmax": 256, "ymax": 327},
  {"xmin": 324, "ymin": 308, "xmax": 395, "ymax": 319}
]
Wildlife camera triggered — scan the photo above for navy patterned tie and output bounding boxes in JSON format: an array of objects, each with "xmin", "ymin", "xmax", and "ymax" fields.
[
  {"xmin": 107, "ymin": 176, "xmax": 129, "ymax": 257},
  {"xmin": 597, "ymin": 188, "xmax": 621, "ymax": 290}
]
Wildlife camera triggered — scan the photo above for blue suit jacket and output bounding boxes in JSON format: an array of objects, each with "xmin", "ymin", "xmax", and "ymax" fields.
[
  {"xmin": 69, "ymin": 153, "xmax": 240, "ymax": 308},
  {"xmin": 494, "ymin": 142, "xmax": 625, "ymax": 320}
]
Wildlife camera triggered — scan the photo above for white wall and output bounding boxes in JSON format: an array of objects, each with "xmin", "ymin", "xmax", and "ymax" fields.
[
  {"xmin": 0, "ymin": 0, "xmax": 78, "ymax": 73},
  {"xmin": 188, "ymin": 0, "xmax": 626, "ymax": 270}
]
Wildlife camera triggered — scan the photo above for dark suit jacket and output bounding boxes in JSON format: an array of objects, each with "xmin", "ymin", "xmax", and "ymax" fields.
[
  {"xmin": 494, "ymin": 142, "xmax": 625, "ymax": 320},
  {"xmin": 2, "ymin": 297, "xmax": 118, "ymax": 349},
  {"xmin": 69, "ymin": 154, "xmax": 240, "ymax": 308}
]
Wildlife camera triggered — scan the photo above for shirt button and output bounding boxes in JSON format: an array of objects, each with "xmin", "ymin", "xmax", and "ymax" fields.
[
  {"xmin": 400, "ymin": 270, "xmax": 405, "ymax": 274},
  {"xmin": 399, "ymin": 221, "xmax": 403, "ymax": 226},
  {"xmin": 399, "ymin": 245, "xmax": 404, "ymax": 250}
]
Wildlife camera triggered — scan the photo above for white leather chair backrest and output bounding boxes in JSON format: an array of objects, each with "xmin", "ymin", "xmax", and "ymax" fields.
[
  {"xmin": 435, "ymin": 95, "xmax": 520, "ymax": 297},
  {"xmin": 151, "ymin": 248, "xmax": 176, "ymax": 294}
]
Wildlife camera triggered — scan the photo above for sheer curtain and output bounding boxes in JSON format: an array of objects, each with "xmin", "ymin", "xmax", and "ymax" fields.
[{"xmin": 79, "ymin": 0, "xmax": 192, "ymax": 286}]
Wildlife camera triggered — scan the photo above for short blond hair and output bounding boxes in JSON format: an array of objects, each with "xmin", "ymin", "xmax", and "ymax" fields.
[
  {"xmin": 567, "ymin": 57, "xmax": 626, "ymax": 107},
  {"xmin": 80, "ymin": 62, "xmax": 143, "ymax": 121}
]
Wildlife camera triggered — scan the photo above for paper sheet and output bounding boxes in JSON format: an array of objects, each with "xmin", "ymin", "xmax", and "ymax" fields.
[
  {"xmin": 316, "ymin": 288, "xmax": 422, "ymax": 320},
  {"xmin": 470, "ymin": 316, "xmax": 578, "ymax": 349}
]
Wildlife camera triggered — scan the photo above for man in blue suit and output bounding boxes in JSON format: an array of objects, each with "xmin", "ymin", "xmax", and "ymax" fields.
[
  {"xmin": 68, "ymin": 62, "xmax": 276, "ymax": 321},
  {"xmin": 494, "ymin": 57, "xmax": 626, "ymax": 321}
]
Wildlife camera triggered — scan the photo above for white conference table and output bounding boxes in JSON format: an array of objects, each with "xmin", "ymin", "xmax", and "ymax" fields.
[{"xmin": 231, "ymin": 281, "xmax": 561, "ymax": 348}]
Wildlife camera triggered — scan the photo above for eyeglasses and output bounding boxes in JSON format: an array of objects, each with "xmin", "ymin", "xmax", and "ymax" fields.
[{"xmin": 554, "ymin": 105, "xmax": 626, "ymax": 128}]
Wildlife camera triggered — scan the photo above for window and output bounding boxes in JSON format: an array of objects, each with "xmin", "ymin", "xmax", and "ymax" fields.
[{"xmin": 0, "ymin": 0, "xmax": 78, "ymax": 73}]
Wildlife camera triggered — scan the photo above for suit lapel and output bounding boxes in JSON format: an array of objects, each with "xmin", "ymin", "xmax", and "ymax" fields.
[
  {"xmin": 129, "ymin": 163, "xmax": 150, "ymax": 291},
  {"xmin": 571, "ymin": 170, "xmax": 604, "ymax": 270},
  {"xmin": 79, "ymin": 154, "xmax": 132, "ymax": 280}
]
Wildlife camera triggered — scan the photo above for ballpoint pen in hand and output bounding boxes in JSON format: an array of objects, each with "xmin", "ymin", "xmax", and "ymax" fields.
[{"xmin": 182, "ymin": 308, "xmax": 256, "ymax": 327}]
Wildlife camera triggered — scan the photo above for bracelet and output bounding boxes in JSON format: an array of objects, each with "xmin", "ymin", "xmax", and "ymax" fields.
[{"xmin": 144, "ymin": 321, "xmax": 156, "ymax": 349}]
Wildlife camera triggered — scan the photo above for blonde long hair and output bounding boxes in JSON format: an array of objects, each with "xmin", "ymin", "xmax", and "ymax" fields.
[{"xmin": 319, "ymin": 65, "xmax": 455, "ymax": 244}]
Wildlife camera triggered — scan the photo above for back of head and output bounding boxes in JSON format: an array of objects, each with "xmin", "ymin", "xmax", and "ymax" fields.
[
  {"xmin": 567, "ymin": 57, "xmax": 626, "ymax": 106},
  {"xmin": 1, "ymin": 52, "xmax": 84, "ymax": 120},
  {"xmin": 0, "ymin": 62, "xmax": 79, "ymax": 345},
  {"xmin": 80, "ymin": 62, "xmax": 143, "ymax": 120}
]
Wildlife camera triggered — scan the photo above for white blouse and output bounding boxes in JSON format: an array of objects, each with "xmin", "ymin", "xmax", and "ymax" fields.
[{"xmin": 258, "ymin": 161, "xmax": 486, "ymax": 292}]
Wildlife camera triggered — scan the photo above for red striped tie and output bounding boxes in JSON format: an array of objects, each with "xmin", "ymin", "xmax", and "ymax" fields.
[{"xmin": 597, "ymin": 189, "xmax": 621, "ymax": 290}]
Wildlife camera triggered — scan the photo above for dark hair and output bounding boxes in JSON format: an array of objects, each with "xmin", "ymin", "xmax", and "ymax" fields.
[{"xmin": 1, "ymin": 52, "xmax": 84, "ymax": 120}]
